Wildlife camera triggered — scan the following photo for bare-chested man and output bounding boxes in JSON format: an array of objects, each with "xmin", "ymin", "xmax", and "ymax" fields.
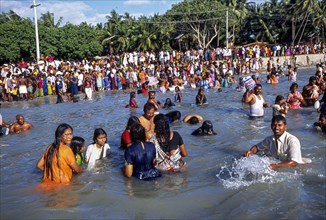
[{"xmin": 9, "ymin": 115, "xmax": 33, "ymax": 134}]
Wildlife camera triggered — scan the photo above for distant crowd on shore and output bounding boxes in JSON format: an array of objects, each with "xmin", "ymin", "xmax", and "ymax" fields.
[{"xmin": 0, "ymin": 43, "xmax": 325, "ymax": 103}]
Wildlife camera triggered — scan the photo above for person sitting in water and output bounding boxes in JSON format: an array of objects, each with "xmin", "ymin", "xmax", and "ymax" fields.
[
  {"xmin": 125, "ymin": 91, "xmax": 139, "ymax": 108},
  {"xmin": 243, "ymin": 84, "xmax": 269, "ymax": 118},
  {"xmin": 36, "ymin": 123, "xmax": 82, "ymax": 183},
  {"xmin": 163, "ymin": 98, "xmax": 176, "ymax": 108},
  {"xmin": 191, "ymin": 120, "xmax": 217, "ymax": 136},
  {"xmin": 123, "ymin": 123, "xmax": 161, "ymax": 180},
  {"xmin": 196, "ymin": 88, "xmax": 207, "ymax": 105},
  {"xmin": 165, "ymin": 110, "xmax": 181, "ymax": 124},
  {"xmin": 150, "ymin": 114, "xmax": 188, "ymax": 172},
  {"xmin": 9, "ymin": 114, "xmax": 33, "ymax": 134},
  {"xmin": 244, "ymin": 115, "xmax": 310, "ymax": 169},
  {"xmin": 183, "ymin": 114, "xmax": 203, "ymax": 125},
  {"xmin": 121, "ymin": 116, "xmax": 140, "ymax": 149},
  {"xmin": 286, "ymin": 83, "xmax": 306, "ymax": 109}
]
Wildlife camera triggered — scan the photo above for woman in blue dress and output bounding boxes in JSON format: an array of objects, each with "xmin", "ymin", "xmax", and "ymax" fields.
[
  {"xmin": 123, "ymin": 123, "xmax": 161, "ymax": 180},
  {"xmin": 70, "ymin": 74, "xmax": 78, "ymax": 96}
]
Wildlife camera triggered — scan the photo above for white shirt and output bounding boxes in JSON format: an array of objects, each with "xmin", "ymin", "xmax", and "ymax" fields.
[
  {"xmin": 85, "ymin": 143, "xmax": 110, "ymax": 169},
  {"xmin": 256, "ymin": 131, "xmax": 303, "ymax": 164}
]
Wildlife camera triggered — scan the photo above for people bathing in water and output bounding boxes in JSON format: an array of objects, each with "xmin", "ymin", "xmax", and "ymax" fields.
[
  {"xmin": 36, "ymin": 123, "xmax": 82, "ymax": 183},
  {"xmin": 126, "ymin": 91, "xmax": 139, "ymax": 108},
  {"xmin": 70, "ymin": 136, "xmax": 86, "ymax": 166},
  {"xmin": 121, "ymin": 116, "xmax": 140, "ymax": 149},
  {"xmin": 138, "ymin": 102, "xmax": 156, "ymax": 141},
  {"xmin": 191, "ymin": 120, "xmax": 217, "ymax": 136},
  {"xmin": 9, "ymin": 114, "xmax": 33, "ymax": 134},
  {"xmin": 196, "ymin": 88, "xmax": 207, "ymax": 105},
  {"xmin": 273, "ymin": 95, "xmax": 289, "ymax": 117},
  {"xmin": 174, "ymin": 86, "xmax": 183, "ymax": 103},
  {"xmin": 183, "ymin": 114, "xmax": 203, "ymax": 125},
  {"xmin": 150, "ymin": 114, "xmax": 188, "ymax": 172},
  {"xmin": 314, "ymin": 114, "xmax": 326, "ymax": 133},
  {"xmin": 286, "ymin": 83, "xmax": 306, "ymax": 109},
  {"xmin": 302, "ymin": 76, "xmax": 319, "ymax": 107},
  {"xmin": 243, "ymin": 84, "xmax": 269, "ymax": 118},
  {"xmin": 147, "ymin": 91, "xmax": 162, "ymax": 114},
  {"xmin": 165, "ymin": 110, "xmax": 181, "ymax": 124},
  {"xmin": 244, "ymin": 115, "xmax": 310, "ymax": 169},
  {"xmin": 85, "ymin": 128, "xmax": 110, "ymax": 169},
  {"xmin": 163, "ymin": 98, "xmax": 175, "ymax": 108},
  {"xmin": 123, "ymin": 123, "xmax": 161, "ymax": 180}
]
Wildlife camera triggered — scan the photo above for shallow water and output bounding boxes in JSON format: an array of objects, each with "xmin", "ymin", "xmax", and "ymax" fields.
[{"xmin": 1, "ymin": 68, "xmax": 325, "ymax": 219}]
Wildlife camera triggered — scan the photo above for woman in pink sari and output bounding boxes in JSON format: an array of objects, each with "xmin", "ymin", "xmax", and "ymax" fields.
[{"xmin": 286, "ymin": 83, "xmax": 306, "ymax": 109}]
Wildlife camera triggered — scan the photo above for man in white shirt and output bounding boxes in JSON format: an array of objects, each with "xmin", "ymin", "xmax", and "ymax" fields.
[{"xmin": 244, "ymin": 115, "xmax": 308, "ymax": 169}]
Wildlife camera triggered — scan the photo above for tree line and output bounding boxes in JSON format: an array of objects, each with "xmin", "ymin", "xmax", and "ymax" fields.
[{"xmin": 0, "ymin": 0, "xmax": 325, "ymax": 63}]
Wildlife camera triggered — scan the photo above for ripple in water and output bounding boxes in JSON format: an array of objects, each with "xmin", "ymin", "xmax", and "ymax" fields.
[{"xmin": 216, "ymin": 155, "xmax": 298, "ymax": 189}]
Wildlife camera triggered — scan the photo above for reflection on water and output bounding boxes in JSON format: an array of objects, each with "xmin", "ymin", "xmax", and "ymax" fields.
[{"xmin": 0, "ymin": 69, "xmax": 325, "ymax": 219}]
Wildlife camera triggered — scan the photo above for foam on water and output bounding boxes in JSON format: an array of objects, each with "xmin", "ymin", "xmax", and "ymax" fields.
[{"xmin": 216, "ymin": 155, "xmax": 298, "ymax": 189}]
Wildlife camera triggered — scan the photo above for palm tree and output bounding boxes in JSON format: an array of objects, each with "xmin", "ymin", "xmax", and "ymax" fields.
[{"xmin": 39, "ymin": 12, "xmax": 63, "ymax": 27}]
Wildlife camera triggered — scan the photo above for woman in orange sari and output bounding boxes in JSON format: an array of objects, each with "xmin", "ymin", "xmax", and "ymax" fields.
[{"xmin": 37, "ymin": 123, "xmax": 82, "ymax": 184}]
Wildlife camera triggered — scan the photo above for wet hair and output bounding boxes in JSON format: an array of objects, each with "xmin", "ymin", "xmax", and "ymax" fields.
[
  {"xmin": 126, "ymin": 116, "xmax": 140, "ymax": 129},
  {"xmin": 130, "ymin": 91, "xmax": 136, "ymax": 99},
  {"xmin": 201, "ymin": 120, "xmax": 216, "ymax": 135},
  {"xmin": 271, "ymin": 115, "xmax": 287, "ymax": 125},
  {"xmin": 130, "ymin": 123, "xmax": 146, "ymax": 143},
  {"xmin": 275, "ymin": 95, "xmax": 284, "ymax": 104},
  {"xmin": 70, "ymin": 136, "xmax": 85, "ymax": 156},
  {"xmin": 254, "ymin": 84, "xmax": 262, "ymax": 90},
  {"xmin": 197, "ymin": 88, "xmax": 204, "ymax": 95},
  {"xmin": 143, "ymin": 102, "xmax": 155, "ymax": 113},
  {"xmin": 165, "ymin": 111, "xmax": 181, "ymax": 122},
  {"xmin": 290, "ymin": 83, "xmax": 298, "ymax": 92},
  {"xmin": 154, "ymin": 114, "xmax": 170, "ymax": 149},
  {"xmin": 45, "ymin": 123, "xmax": 73, "ymax": 181},
  {"xmin": 165, "ymin": 98, "xmax": 172, "ymax": 104},
  {"xmin": 92, "ymin": 128, "xmax": 107, "ymax": 144},
  {"xmin": 309, "ymin": 76, "xmax": 317, "ymax": 82},
  {"xmin": 189, "ymin": 116, "xmax": 199, "ymax": 125},
  {"xmin": 148, "ymin": 90, "xmax": 156, "ymax": 96}
]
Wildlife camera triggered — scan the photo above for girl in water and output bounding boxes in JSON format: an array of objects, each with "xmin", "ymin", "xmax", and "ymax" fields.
[
  {"xmin": 70, "ymin": 136, "xmax": 86, "ymax": 166},
  {"xmin": 126, "ymin": 91, "xmax": 138, "ymax": 108},
  {"xmin": 273, "ymin": 95, "xmax": 289, "ymax": 117},
  {"xmin": 196, "ymin": 88, "xmax": 207, "ymax": 105},
  {"xmin": 174, "ymin": 86, "xmax": 183, "ymax": 103},
  {"xmin": 85, "ymin": 128, "xmax": 110, "ymax": 169}
]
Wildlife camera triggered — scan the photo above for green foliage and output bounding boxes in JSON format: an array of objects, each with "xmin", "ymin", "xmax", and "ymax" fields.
[{"xmin": 0, "ymin": 0, "xmax": 325, "ymax": 63}]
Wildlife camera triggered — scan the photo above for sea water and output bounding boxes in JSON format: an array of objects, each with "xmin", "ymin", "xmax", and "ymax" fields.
[{"xmin": 0, "ymin": 68, "xmax": 325, "ymax": 219}]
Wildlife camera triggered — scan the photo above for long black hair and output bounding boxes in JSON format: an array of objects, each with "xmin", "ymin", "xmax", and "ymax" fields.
[
  {"xmin": 45, "ymin": 123, "xmax": 73, "ymax": 181},
  {"xmin": 70, "ymin": 136, "xmax": 85, "ymax": 156},
  {"xmin": 130, "ymin": 123, "xmax": 146, "ymax": 143},
  {"xmin": 92, "ymin": 128, "xmax": 107, "ymax": 144},
  {"xmin": 154, "ymin": 114, "xmax": 170, "ymax": 150},
  {"xmin": 126, "ymin": 116, "xmax": 140, "ymax": 129}
]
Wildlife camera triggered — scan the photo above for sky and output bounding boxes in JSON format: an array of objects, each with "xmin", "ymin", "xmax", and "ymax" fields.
[
  {"xmin": 1, "ymin": 0, "xmax": 267, "ymax": 26},
  {"xmin": 0, "ymin": 0, "xmax": 184, "ymax": 25}
]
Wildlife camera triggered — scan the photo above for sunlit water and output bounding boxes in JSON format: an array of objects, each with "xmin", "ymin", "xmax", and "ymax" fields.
[{"xmin": 1, "ymin": 68, "xmax": 325, "ymax": 219}]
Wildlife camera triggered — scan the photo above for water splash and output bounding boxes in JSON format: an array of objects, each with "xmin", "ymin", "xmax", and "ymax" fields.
[{"xmin": 216, "ymin": 155, "xmax": 297, "ymax": 189}]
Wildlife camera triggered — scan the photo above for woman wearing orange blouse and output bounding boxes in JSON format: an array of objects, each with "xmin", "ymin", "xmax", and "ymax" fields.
[{"xmin": 37, "ymin": 123, "xmax": 82, "ymax": 183}]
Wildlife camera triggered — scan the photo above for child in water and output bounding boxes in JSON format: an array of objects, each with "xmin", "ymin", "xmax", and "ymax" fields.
[
  {"xmin": 85, "ymin": 128, "xmax": 110, "ymax": 169},
  {"xmin": 273, "ymin": 95, "xmax": 289, "ymax": 117},
  {"xmin": 126, "ymin": 91, "xmax": 138, "ymax": 108},
  {"xmin": 174, "ymin": 86, "xmax": 183, "ymax": 103},
  {"xmin": 196, "ymin": 88, "xmax": 207, "ymax": 105},
  {"xmin": 70, "ymin": 136, "xmax": 86, "ymax": 166}
]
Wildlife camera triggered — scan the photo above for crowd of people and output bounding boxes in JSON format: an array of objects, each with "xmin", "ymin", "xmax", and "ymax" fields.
[
  {"xmin": 0, "ymin": 43, "xmax": 325, "ymax": 183},
  {"xmin": 1, "ymin": 43, "xmax": 325, "ymax": 104}
]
